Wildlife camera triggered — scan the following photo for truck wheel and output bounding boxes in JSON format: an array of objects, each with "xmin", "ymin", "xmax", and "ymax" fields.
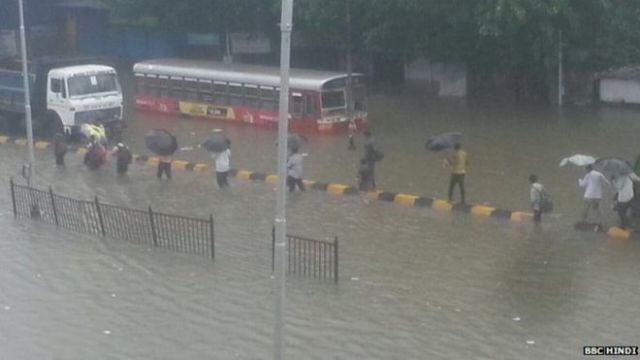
[{"xmin": 43, "ymin": 113, "xmax": 64, "ymax": 137}]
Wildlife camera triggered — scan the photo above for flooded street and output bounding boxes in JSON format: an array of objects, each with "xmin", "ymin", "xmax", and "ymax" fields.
[{"xmin": 2, "ymin": 96, "xmax": 640, "ymax": 359}]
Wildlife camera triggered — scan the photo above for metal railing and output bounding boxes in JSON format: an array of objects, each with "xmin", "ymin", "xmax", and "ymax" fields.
[
  {"xmin": 272, "ymin": 226, "xmax": 339, "ymax": 283},
  {"xmin": 10, "ymin": 178, "xmax": 215, "ymax": 259}
]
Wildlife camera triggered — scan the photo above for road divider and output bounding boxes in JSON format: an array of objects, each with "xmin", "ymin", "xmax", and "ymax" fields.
[{"xmin": 2, "ymin": 134, "xmax": 635, "ymax": 239}]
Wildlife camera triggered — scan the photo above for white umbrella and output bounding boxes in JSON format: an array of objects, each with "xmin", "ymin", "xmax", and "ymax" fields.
[{"xmin": 559, "ymin": 154, "xmax": 596, "ymax": 167}]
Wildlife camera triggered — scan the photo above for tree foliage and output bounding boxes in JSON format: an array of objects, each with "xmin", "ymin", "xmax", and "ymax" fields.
[{"xmin": 105, "ymin": 0, "xmax": 640, "ymax": 100}]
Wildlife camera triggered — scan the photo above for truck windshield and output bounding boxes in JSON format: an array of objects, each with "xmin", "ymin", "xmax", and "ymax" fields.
[{"xmin": 68, "ymin": 73, "xmax": 119, "ymax": 97}]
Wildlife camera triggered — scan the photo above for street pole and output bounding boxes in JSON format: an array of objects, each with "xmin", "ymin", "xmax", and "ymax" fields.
[
  {"xmin": 274, "ymin": 0, "xmax": 293, "ymax": 359},
  {"xmin": 558, "ymin": 29, "xmax": 563, "ymax": 106},
  {"xmin": 18, "ymin": 0, "xmax": 35, "ymax": 184},
  {"xmin": 345, "ymin": 0, "xmax": 353, "ymax": 125}
]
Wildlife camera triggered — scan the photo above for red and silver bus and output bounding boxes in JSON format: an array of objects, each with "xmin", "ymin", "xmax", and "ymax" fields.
[{"xmin": 132, "ymin": 59, "xmax": 367, "ymax": 133}]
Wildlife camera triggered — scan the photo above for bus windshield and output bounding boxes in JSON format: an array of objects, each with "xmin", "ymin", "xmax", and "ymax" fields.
[
  {"xmin": 68, "ymin": 73, "xmax": 119, "ymax": 97},
  {"xmin": 322, "ymin": 90, "xmax": 345, "ymax": 109}
]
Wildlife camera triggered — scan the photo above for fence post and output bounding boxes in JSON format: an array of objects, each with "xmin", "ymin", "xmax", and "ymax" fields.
[
  {"xmin": 334, "ymin": 236, "xmax": 339, "ymax": 283},
  {"xmin": 271, "ymin": 225, "xmax": 276, "ymax": 272},
  {"xmin": 49, "ymin": 187, "xmax": 58, "ymax": 227},
  {"xmin": 209, "ymin": 214, "xmax": 215, "ymax": 260},
  {"xmin": 10, "ymin": 177, "xmax": 16, "ymax": 218},
  {"xmin": 94, "ymin": 196, "xmax": 106, "ymax": 236},
  {"xmin": 148, "ymin": 206, "xmax": 158, "ymax": 247}
]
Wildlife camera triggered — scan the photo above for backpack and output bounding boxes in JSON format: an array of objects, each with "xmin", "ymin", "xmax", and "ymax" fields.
[{"xmin": 539, "ymin": 189, "xmax": 553, "ymax": 213}]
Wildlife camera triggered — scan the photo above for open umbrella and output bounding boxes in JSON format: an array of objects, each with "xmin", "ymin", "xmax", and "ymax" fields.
[
  {"xmin": 559, "ymin": 154, "xmax": 596, "ymax": 167},
  {"xmin": 593, "ymin": 157, "xmax": 634, "ymax": 180},
  {"xmin": 426, "ymin": 132, "xmax": 462, "ymax": 152},
  {"xmin": 201, "ymin": 130, "xmax": 230, "ymax": 152},
  {"xmin": 145, "ymin": 129, "xmax": 178, "ymax": 156}
]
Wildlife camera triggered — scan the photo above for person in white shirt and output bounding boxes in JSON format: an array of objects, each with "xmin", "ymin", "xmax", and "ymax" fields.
[
  {"xmin": 613, "ymin": 174, "xmax": 636, "ymax": 229},
  {"xmin": 287, "ymin": 147, "xmax": 305, "ymax": 192},
  {"xmin": 529, "ymin": 174, "xmax": 544, "ymax": 223},
  {"xmin": 212, "ymin": 141, "xmax": 231, "ymax": 188},
  {"xmin": 579, "ymin": 164, "xmax": 610, "ymax": 227}
]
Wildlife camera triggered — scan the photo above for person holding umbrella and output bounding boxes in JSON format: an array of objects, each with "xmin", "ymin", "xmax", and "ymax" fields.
[
  {"xmin": 612, "ymin": 174, "xmax": 638, "ymax": 229},
  {"xmin": 287, "ymin": 147, "xmax": 305, "ymax": 192},
  {"xmin": 201, "ymin": 130, "xmax": 231, "ymax": 188},
  {"xmin": 579, "ymin": 164, "xmax": 610, "ymax": 230},
  {"xmin": 446, "ymin": 143, "xmax": 467, "ymax": 205},
  {"xmin": 145, "ymin": 129, "xmax": 178, "ymax": 180},
  {"xmin": 212, "ymin": 139, "xmax": 231, "ymax": 188}
]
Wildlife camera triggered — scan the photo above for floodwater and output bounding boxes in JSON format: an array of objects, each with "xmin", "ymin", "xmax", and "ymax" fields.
[{"xmin": 1, "ymin": 96, "xmax": 640, "ymax": 359}]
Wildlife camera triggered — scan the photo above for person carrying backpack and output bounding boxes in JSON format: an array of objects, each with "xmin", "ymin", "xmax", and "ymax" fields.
[{"xmin": 529, "ymin": 174, "xmax": 544, "ymax": 223}]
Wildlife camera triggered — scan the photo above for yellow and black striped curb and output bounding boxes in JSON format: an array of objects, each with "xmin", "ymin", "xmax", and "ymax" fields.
[{"xmin": 2, "ymin": 135, "xmax": 636, "ymax": 240}]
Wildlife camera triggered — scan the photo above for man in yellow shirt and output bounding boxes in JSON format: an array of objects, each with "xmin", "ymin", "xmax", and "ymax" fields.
[{"xmin": 447, "ymin": 143, "xmax": 467, "ymax": 204}]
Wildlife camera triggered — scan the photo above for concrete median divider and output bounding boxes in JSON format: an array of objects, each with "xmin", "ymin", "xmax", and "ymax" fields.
[{"xmin": 2, "ymin": 133, "xmax": 635, "ymax": 240}]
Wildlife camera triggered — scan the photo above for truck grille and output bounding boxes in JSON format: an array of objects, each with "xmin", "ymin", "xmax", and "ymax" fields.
[{"xmin": 74, "ymin": 107, "xmax": 121, "ymax": 124}]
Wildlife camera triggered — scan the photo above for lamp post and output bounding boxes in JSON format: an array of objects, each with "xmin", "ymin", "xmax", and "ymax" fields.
[
  {"xmin": 273, "ymin": 0, "xmax": 293, "ymax": 359},
  {"xmin": 18, "ymin": 0, "xmax": 35, "ymax": 184}
]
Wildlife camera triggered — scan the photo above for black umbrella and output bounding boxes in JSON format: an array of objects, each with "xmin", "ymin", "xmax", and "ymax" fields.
[
  {"xmin": 201, "ymin": 132, "xmax": 230, "ymax": 152},
  {"xmin": 426, "ymin": 132, "xmax": 462, "ymax": 152},
  {"xmin": 593, "ymin": 157, "xmax": 633, "ymax": 180},
  {"xmin": 145, "ymin": 129, "xmax": 178, "ymax": 156}
]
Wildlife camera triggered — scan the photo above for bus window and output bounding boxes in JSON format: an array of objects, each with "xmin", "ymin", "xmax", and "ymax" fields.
[
  {"xmin": 158, "ymin": 75, "xmax": 169, "ymax": 97},
  {"xmin": 169, "ymin": 77, "xmax": 185, "ymax": 99},
  {"xmin": 321, "ymin": 90, "xmax": 345, "ymax": 109},
  {"xmin": 229, "ymin": 83, "xmax": 243, "ymax": 106},
  {"xmin": 214, "ymin": 81, "xmax": 228, "ymax": 105},
  {"xmin": 259, "ymin": 87, "xmax": 278, "ymax": 111},
  {"xmin": 292, "ymin": 93, "xmax": 303, "ymax": 118},
  {"xmin": 304, "ymin": 94, "xmax": 316, "ymax": 116},
  {"xmin": 134, "ymin": 74, "xmax": 146, "ymax": 95},
  {"xmin": 245, "ymin": 84, "xmax": 259, "ymax": 107},
  {"xmin": 184, "ymin": 78, "xmax": 199, "ymax": 100},
  {"xmin": 147, "ymin": 75, "xmax": 162, "ymax": 97},
  {"xmin": 199, "ymin": 80, "xmax": 214, "ymax": 102}
]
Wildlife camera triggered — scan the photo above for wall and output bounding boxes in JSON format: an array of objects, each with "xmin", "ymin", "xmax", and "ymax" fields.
[{"xmin": 600, "ymin": 79, "xmax": 640, "ymax": 104}]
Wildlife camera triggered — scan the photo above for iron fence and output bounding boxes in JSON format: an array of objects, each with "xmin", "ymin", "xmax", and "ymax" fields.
[
  {"xmin": 10, "ymin": 178, "xmax": 214, "ymax": 259},
  {"xmin": 272, "ymin": 226, "xmax": 339, "ymax": 283}
]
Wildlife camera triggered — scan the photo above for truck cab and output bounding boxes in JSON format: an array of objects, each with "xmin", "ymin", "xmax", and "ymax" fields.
[
  {"xmin": 0, "ymin": 57, "xmax": 124, "ymax": 138},
  {"xmin": 46, "ymin": 65, "xmax": 123, "ymax": 136}
]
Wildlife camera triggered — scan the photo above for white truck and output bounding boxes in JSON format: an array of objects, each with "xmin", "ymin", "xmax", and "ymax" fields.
[{"xmin": 0, "ymin": 57, "xmax": 124, "ymax": 138}]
